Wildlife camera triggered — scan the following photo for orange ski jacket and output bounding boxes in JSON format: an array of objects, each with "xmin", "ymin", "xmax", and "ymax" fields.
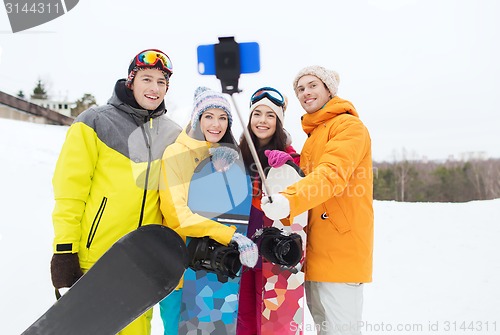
[{"xmin": 282, "ymin": 96, "xmax": 374, "ymax": 283}]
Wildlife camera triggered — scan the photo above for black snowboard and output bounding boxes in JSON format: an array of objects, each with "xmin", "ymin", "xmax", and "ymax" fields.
[{"xmin": 22, "ymin": 224, "xmax": 188, "ymax": 335}]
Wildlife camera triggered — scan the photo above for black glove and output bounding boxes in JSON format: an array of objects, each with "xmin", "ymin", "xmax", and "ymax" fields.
[{"xmin": 50, "ymin": 253, "xmax": 83, "ymax": 289}]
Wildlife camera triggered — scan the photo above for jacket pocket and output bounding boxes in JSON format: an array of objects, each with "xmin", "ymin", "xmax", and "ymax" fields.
[
  {"xmin": 322, "ymin": 202, "xmax": 351, "ymax": 234},
  {"xmin": 86, "ymin": 197, "xmax": 108, "ymax": 248}
]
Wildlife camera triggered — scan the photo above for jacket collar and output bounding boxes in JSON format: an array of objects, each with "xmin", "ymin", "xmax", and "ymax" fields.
[
  {"xmin": 301, "ymin": 96, "xmax": 358, "ymax": 135},
  {"xmin": 108, "ymin": 79, "xmax": 166, "ymax": 121},
  {"xmin": 177, "ymin": 127, "xmax": 216, "ymax": 151}
]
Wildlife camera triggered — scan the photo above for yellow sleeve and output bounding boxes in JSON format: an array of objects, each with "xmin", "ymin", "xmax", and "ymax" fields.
[
  {"xmin": 159, "ymin": 146, "xmax": 236, "ymax": 246},
  {"xmin": 52, "ymin": 122, "xmax": 99, "ymax": 253}
]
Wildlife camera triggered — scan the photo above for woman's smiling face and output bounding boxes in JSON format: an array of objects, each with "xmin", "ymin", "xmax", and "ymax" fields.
[
  {"xmin": 199, "ymin": 108, "xmax": 229, "ymax": 143},
  {"xmin": 250, "ymin": 105, "xmax": 277, "ymax": 147}
]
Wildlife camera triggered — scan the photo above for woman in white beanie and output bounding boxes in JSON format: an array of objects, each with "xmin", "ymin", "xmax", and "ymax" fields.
[
  {"xmin": 236, "ymin": 86, "xmax": 300, "ymax": 335},
  {"xmin": 158, "ymin": 87, "xmax": 259, "ymax": 334},
  {"xmin": 261, "ymin": 67, "xmax": 374, "ymax": 335}
]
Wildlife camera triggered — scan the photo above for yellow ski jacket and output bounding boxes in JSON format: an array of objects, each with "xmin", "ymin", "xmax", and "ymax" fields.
[
  {"xmin": 159, "ymin": 129, "xmax": 237, "ymax": 246},
  {"xmin": 52, "ymin": 81, "xmax": 181, "ymax": 270}
]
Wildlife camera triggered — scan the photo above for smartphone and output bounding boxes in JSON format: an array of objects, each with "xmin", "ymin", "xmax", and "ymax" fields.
[{"xmin": 197, "ymin": 41, "xmax": 260, "ymax": 75}]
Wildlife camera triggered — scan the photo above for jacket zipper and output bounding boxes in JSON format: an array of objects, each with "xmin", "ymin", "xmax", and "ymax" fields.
[
  {"xmin": 86, "ymin": 197, "xmax": 108, "ymax": 248},
  {"xmin": 137, "ymin": 116, "xmax": 154, "ymax": 228}
]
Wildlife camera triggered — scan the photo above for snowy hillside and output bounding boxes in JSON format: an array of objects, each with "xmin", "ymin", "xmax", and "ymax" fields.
[{"xmin": 0, "ymin": 117, "xmax": 499, "ymax": 334}]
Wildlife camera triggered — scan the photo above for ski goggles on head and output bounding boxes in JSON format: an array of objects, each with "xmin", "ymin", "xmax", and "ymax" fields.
[
  {"xmin": 135, "ymin": 49, "xmax": 173, "ymax": 75},
  {"xmin": 250, "ymin": 87, "xmax": 285, "ymax": 108}
]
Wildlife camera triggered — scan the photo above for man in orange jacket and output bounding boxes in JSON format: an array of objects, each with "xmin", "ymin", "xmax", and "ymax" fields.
[{"xmin": 262, "ymin": 66, "xmax": 374, "ymax": 335}]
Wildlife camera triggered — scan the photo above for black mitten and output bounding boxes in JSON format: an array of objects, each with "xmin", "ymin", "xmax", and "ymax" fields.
[{"xmin": 50, "ymin": 253, "xmax": 83, "ymax": 289}]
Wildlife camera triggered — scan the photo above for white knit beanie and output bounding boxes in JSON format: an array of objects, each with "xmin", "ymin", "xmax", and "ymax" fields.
[
  {"xmin": 293, "ymin": 66, "xmax": 340, "ymax": 98},
  {"xmin": 249, "ymin": 97, "xmax": 284, "ymax": 124}
]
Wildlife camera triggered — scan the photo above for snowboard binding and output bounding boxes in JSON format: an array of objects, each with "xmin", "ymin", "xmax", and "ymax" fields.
[
  {"xmin": 253, "ymin": 227, "xmax": 303, "ymax": 268},
  {"xmin": 187, "ymin": 236, "xmax": 242, "ymax": 280}
]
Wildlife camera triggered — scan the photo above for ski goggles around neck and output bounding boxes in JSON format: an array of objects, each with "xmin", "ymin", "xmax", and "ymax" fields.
[
  {"xmin": 135, "ymin": 49, "xmax": 173, "ymax": 75},
  {"xmin": 250, "ymin": 87, "xmax": 285, "ymax": 108}
]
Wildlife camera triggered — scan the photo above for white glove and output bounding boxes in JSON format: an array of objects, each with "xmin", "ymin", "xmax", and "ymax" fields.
[
  {"xmin": 231, "ymin": 232, "xmax": 258, "ymax": 268},
  {"xmin": 261, "ymin": 194, "xmax": 290, "ymax": 220}
]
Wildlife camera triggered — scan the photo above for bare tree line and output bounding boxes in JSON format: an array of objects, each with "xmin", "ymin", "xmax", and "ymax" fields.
[{"xmin": 373, "ymin": 158, "xmax": 500, "ymax": 202}]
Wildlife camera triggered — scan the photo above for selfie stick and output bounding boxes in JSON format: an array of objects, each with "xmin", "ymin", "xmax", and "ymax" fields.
[
  {"xmin": 214, "ymin": 37, "xmax": 273, "ymax": 199},
  {"xmin": 229, "ymin": 95, "xmax": 272, "ymax": 198}
]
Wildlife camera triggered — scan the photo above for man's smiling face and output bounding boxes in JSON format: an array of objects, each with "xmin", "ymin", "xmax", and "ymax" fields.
[{"xmin": 131, "ymin": 68, "xmax": 168, "ymax": 110}]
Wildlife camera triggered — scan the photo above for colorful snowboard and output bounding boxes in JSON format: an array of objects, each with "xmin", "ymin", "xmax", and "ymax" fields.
[
  {"xmin": 179, "ymin": 155, "xmax": 252, "ymax": 334},
  {"xmin": 22, "ymin": 225, "xmax": 188, "ymax": 335},
  {"xmin": 261, "ymin": 162, "xmax": 307, "ymax": 335}
]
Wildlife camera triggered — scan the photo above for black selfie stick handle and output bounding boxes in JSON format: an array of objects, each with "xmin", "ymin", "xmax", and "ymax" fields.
[
  {"xmin": 215, "ymin": 36, "xmax": 273, "ymax": 201},
  {"xmin": 215, "ymin": 37, "xmax": 241, "ymax": 95}
]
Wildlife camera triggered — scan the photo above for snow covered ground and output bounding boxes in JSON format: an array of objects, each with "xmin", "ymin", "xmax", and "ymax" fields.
[{"xmin": 1, "ymin": 117, "xmax": 499, "ymax": 334}]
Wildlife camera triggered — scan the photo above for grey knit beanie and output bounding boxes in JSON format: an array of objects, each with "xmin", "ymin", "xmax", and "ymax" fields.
[
  {"xmin": 191, "ymin": 87, "xmax": 232, "ymax": 130},
  {"xmin": 293, "ymin": 66, "xmax": 340, "ymax": 98}
]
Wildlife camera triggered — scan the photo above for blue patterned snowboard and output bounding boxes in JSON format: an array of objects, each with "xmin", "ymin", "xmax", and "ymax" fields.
[{"xmin": 179, "ymin": 155, "xmax": 252, "ymax": 335}]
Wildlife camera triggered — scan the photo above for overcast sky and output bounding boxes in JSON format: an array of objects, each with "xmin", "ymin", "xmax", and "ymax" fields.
[{"xmin": 1, "ymin": 0, "xmax": 499, "ymax": 161}]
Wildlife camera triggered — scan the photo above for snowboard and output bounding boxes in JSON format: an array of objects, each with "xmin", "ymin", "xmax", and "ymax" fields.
[
  {"xmin": 22, "ymin": 224, "xmax": 188, "ymax": 335},
  {"xmin": 179, "ymin": 155, "xmax": 252, "ymax": 335},
  {"xmin": 261, "ymin": 162, "xmax": 307, "ymax": 335}
]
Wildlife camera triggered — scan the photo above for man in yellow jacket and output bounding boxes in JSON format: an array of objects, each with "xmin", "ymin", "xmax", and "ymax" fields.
[
  {"xmin": 262, "ymin": 66, "xmax": 374, "ymax": 335},
  {"xmin": 50, "ymin": 49, "xmax": 182, "ymax": 335}
]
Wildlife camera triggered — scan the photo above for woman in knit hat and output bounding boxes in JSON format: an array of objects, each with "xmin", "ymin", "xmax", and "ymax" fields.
[
  {"xmin": 236, "ymin": 86, "xmax": 300, "ymax": 335},
  {"xmin": 260, "ymin": 66, "xmax": 374, "ymax": 335},
  {"xmin": 158, "ymin": 86, "xmax": 259, "ymax": 335}
]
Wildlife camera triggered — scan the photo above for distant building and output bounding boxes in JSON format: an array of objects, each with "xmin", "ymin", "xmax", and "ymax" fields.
[
  {"xmin": 0, "ymin": 90, "xmax": 73, "ymax": 126},
  {"xmin": 30, "ymin": 96, "xmax": 73, "ymax": 117}
]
